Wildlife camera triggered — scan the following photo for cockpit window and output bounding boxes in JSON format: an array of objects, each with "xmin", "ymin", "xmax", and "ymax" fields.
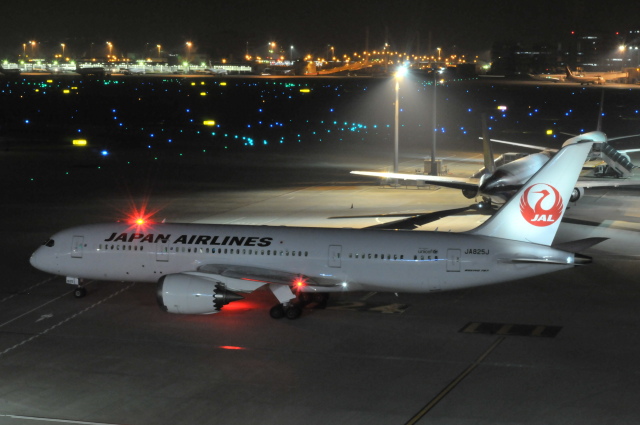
[{"xmin": 44, "ymin": 239, "xmax": 55, "ymax": 247}]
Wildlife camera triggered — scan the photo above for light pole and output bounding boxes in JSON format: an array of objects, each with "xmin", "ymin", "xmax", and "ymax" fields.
[
  {"xmin": 106, "ymin": 41, "xmax": 113, "ymax": 59},
  {"xmin": 186, "ymin": 41, "xmax": 192, "ymax": 62},
  {"xmin": 393, "ymin": 67, "xmax": 407, "ymax": 185},
  {"xmin": 157, "ymin": 44, "xmax": 161, "ymax": 60},
  {"xmin": 61, "ymin": 43, "xmax": 66, "ymax": 59},
  {"xmin": 22, "ymin": 43, "xmax": 26, "ymax": 58},
  {"xmin": 290, "ymin": 45, "xmax": 294, "ymax": 63},
  {"xmin": 429, "ymin": 70, "xmax": 438, "ymax": 176}
]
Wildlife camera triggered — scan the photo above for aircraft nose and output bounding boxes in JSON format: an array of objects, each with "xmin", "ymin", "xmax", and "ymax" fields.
[
  {"xmin": 30, "ymin": 246, "xmax": 53, "ymax": 274},
  {"xmin": 30, "ymin": 247, "xmax": 43, "ymax": 270}
]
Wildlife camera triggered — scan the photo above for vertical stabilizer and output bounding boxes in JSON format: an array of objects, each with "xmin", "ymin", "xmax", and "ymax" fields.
[
  {"xmin": 470, "ymin": 141, "xmax": 594, "ymax": 246},
  {"xmin": 565, "ymin": 66, "xmax": 573, "ymax": 77},
  {"xmin": 481, "ymin": 114, "xmax": 495, "ymax": 174}
]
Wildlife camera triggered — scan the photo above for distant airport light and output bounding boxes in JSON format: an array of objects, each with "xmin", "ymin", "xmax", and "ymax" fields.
[
  {"xmin": 72, "ymin": 139, "xmax": 87, "ymax": 146},
  {"xmin": 546, "ymin": 129, "xmax": 553, "ymax": 135},
  {"xmin": 200, "ymin": 92, "xmax": 207, "ymax": 96},
  {"xmin": 300, "ymin": 88, "xmax": 311, "ymax": 93},
  {"xmin": 203, "ymin": 120, "xmax": 216, "ymax": 126},
  {"xmin": 219, "ymin": 82, "xmax": 227, "ymax": 86},
  {"xmin": 63, "ymin": 89, "xmax": 70, "ymax": 94},
  {"xmin": 101, "ymin": 150, "xmax": 109, "ymax": 156},
  {"xmin": 497, "ymin": 105, "xmax": 508, "ymax": 111}
]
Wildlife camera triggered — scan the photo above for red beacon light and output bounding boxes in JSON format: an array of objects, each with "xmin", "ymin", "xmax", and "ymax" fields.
[{"xmin": 293, "ymin": 277, "xmax": 307, "ymax": 290}]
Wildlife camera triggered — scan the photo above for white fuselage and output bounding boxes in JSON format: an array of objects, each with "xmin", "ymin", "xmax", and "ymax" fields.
[{"xmin": 31, "ymin": 222, "xmax": 575, "ymax": 293}]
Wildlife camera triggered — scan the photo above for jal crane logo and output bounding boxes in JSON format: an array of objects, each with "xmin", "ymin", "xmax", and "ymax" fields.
[{"xmin": 519, "ymin": 183, "xmax": 564, "ymax": 227}]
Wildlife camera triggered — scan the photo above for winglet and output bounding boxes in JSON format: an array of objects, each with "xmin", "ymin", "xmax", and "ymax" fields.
[{"xmin": 470, "ymin": 140, "xmax": 594, "ymax": 246}]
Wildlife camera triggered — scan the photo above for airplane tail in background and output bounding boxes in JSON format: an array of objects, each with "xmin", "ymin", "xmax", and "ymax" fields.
[
  {"xmin": 470, "ymin": 140, "xmax": 594, "ymax": 246},
  {"xmin": 481, "ymin": 114, "xmax": 495, "ymax": 174},
  {"xmin": 565, "ymin": 66, "xmax": 574, "ymax": 78}
]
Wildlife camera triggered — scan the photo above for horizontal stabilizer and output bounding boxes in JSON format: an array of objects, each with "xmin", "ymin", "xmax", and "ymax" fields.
[
  {"xmin": 350, "ymin": 171, "xmax": 479, "ymax": 191},
  {"xmin": 552, "ymin": 237, "xmax": 608, "ymax": 253}
]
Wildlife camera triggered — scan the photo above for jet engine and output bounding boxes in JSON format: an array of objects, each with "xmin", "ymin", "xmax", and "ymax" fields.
[
  {"xmin": 462, "ymin": 188, "xmax": 478, "ymax": 199},
  {"xmin": 156, "ymin": 274, "xmax": 243, "ymax": 314},
  {"xmin": 569, "ymin": 187, "xmax": 584, "ymax": 203}
]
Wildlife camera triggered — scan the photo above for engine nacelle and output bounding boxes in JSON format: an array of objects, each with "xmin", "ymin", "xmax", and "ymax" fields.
[
  {"xmin": 569, "ymin": 187, "xmax": 584, "ymax": 203},
  {"xmin": 156, "ymin": 274, "xmax": 243, "ymax": 314},
  {"xmin": 462, "ymin": 188, "xmax": 478, "ymax": 199}
]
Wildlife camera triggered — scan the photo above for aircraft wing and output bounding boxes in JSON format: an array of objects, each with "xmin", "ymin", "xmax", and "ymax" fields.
[
  {"xmin": 197, "ymin": 264, "xmax": 326, "ymax": 286},
  {"xmin": 483, "ymin": 138, "xmax": 558, "ymax": 152},
  {"xmin": 576, "ymin": 179, "xmax": 640, "ymax": 189},
  {"xmin": 351, "ymin": 171, "xmax": 479, "ymax": 191}
]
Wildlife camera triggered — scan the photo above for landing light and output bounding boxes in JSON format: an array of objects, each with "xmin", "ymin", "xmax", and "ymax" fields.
[{"xmin": 497, "ymin": 105, "xmax": 507, "ymax": 111}]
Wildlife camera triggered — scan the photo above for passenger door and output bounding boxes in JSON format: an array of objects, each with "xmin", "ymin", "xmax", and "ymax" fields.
[
  {"xmin": 328, "ymin": 245, "xmax": 342, "ymax": 268},
  {"xmin": 446, "ymin": 249, "xmax": 461, "ymax": 272},
  {"xmin": 71, "ymin": 236, "xmax": 84, "ymax": 258}
]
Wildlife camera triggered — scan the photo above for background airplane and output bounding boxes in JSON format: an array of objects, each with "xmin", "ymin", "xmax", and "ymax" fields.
[
  {"xmin": 352, "ymin": 130, "xmax": 638, "ymax": 204},
  {"xmin": 31, "ymin": 142, "xmax": 599, "ymax": 320},
  {"xmin": 529, "ymin": 66, "xmax": 627, "ymax": 85}
]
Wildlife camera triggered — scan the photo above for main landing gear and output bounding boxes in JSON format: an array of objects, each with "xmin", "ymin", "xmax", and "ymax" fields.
[{"xmin": 269, "ymin": 293, "xmax": 330, "ymax": 320}]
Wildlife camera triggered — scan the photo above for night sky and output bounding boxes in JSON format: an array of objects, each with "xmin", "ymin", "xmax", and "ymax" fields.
[{"xmin": 3, "ymin": 0, "xmax": 639, "ymax": 59}]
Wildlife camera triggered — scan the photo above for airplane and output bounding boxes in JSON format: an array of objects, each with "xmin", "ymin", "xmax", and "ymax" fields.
[
  {"xmin": 0, "ymin": 65, "xmax": 20, "ymax": 77},
  {"xmin": 528, "ymin": 66, "xmax": 627, "ymax": 85},
  {"xmin": 31, "ymin": 140, "xmax": 602, "ymax": 320},
  {"xmin": 564, "ymin": 66, "xmax": 605, "ymax": 85},
  {"xmin": 352, "ymin": 130, "xmax": 639, "ymax": 204},
  {"xmin": 563, "ymin": 66, "xmax": 628, "ymax": 85}
]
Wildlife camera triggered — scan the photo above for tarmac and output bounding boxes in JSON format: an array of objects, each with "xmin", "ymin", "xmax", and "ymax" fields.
[{"xmin": 1, "ymin": 141, "xmax": 640, "ymax": 425}]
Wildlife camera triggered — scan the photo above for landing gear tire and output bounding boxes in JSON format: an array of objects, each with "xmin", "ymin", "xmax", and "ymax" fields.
[
  {"xmin": 270, "ymin": 304, "xmax": 285, "ymax": 319},
  {"xmin": 73, "ymin": 287, "xmax": 87, "ymax": 298},
  {"xmin": 285, "ymin": 305, "xmax": 302, "ymax": 320}
]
